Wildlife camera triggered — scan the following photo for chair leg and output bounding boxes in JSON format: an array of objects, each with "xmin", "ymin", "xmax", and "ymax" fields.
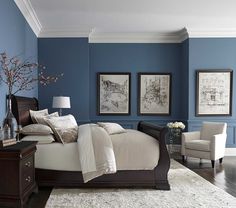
[
  {"xmin": 219, "ymin": 158, "xmax": 223, "ymax": 164},
  {"xmin": 211, "ymin": 160, "xmax": 215, "ymax": 168},
  {"xmin": 199, "ymin": 158, "xmax": 202, "ymax": 164}
]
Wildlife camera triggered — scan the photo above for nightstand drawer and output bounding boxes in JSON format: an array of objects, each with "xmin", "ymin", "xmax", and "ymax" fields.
[
  {"xmin": 22, "ymin": 156, "xmax": 34, "ymax": 173},
  {"xmin": 22, "ymin": 169, "xmax": 34, "ymax": 191}
]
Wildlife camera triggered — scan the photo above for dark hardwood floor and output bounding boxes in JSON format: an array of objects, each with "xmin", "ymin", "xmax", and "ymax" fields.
[{"xmin": 26, "ymin": 156, "xmax": 236, "ymax": 208}]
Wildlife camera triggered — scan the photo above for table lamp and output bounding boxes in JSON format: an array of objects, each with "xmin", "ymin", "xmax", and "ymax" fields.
[{"xmin": 52, "ymin": 96, "xmax": 71, "ymax": 116}]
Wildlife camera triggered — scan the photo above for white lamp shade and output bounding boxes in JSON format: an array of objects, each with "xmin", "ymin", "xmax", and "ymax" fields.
[{"xmin": 52, "ymin": 96, "xmax": 71, "ymax": 109}]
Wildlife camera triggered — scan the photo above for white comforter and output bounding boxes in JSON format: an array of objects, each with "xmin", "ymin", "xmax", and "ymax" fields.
[{"xmin": 78, "ymin": 124, "xmax": 117, "ymax": 182}]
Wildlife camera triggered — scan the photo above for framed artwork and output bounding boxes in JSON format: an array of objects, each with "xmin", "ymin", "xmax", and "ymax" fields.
[
  {"xmin": 97, "ymin": 72, "xmax": 131, "ymax": 115},
  {"xmin": 138, "ymin": 73, "xmax": 171, "ymax": 115},
  {"xmin": 196, "ymin": 70, "xmax": 233, "ymax": 116}
]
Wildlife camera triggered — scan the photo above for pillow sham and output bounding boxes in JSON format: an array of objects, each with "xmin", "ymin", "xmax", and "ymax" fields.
[
  {"xmin": 97, "ymin": 122, "xmax": 126, "ymax": 135},
  {"xmin": 21, "ymin": 135, "xmax": 55, "ymax": 144},
  {"xmin": 30, "ymin": 109, "xmax": 48, "ymax": 123},
  {"xmin": 35, "ymin": 112, "xmax": 59, "ymax": 125},
  {"xmin": 21, "ymin": 124, "xmax": 53, "ymax": 135},
  {"xmin": 45, "ymin": 114, "xmax": 78, "ymax": 143},
  {"xmin": 55, "ymin": 127, "xmax": 78, "ymax": 143}
]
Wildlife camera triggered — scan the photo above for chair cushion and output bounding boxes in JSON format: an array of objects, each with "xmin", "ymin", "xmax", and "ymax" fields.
[
  {"xmin": 185, "ymin": 140, "xmax": 210, "ymax": 151},
  {"xmin": 200, "ymin": 122, "xmax": 227, "ymax": 140}
]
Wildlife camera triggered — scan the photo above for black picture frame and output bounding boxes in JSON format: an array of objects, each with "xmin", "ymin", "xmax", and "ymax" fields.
[
  {"xmin": 138, "ymin": 73, "xmax": 171, "ymax": 115},
  {"xmin": 196, "ymin": 69, "xmax": 233, "ymax": 116},
  {"xmin": 97, "ymin": 72, "xmax": 131, "ymax": 115}
]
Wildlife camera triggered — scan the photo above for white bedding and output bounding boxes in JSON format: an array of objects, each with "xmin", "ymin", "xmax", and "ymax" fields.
[
  {"xmin": 78, "ymin": 124, "xmax": 116, "ymax": 182},
  {"xmin": 35, "ymin": 129, "xmax": 159, "ymax": 173}
]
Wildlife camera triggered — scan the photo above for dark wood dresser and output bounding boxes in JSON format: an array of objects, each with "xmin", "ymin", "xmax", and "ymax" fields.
[{"xmin": 0, "ymin": 141, "xmax": 37, "ymax": 208}]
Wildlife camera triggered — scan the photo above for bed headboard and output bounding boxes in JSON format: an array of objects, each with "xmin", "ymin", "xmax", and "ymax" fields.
[{"xmin": 11, "ymin": 95, "xmax": 39, "ymax": 126}]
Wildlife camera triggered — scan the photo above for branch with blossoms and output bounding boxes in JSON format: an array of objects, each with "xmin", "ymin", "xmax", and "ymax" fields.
[{"xmin": 0, "ymin": 52, "xmax": 63, "ymax": 96}]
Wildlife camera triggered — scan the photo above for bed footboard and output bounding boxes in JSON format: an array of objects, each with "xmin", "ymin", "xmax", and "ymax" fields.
[{"xmin": 138, "ymin": 121, "xmax": 170, "ymax": 190}]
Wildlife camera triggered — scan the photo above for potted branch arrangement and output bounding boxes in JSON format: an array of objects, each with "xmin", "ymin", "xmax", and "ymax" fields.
[{"xmin": 0, "ymin": 52, "xmax": 63, "ymax": 140}]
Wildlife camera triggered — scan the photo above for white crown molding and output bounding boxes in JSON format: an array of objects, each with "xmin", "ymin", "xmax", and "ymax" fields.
[
  {"xmin": 186, "ymin": 28, "xmax": 236, "ymax": 38},
  {"xmin": 12, "ymin": 0, "xmax": 236, "ymax": 42},
  {"xmin": 89, "ymin": 31, "xmax": 184, "ymax": 43},
  {"xmin": 14, "ymin": 0, "xmax": 42, "ymax": 36},
  {"xmin": 39, "ymin": 29, "xmax": 91, "ymax": 38}
]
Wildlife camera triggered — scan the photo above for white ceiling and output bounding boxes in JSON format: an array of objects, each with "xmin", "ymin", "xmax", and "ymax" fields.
[{"xmin": 15, "ymin": 0, "xmax": 236, "ymax": 42}]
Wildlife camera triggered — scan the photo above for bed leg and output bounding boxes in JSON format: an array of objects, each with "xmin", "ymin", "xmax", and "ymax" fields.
[{"xmin": 155, "ymin": 181, "xmax": 170, "ymax": 190}]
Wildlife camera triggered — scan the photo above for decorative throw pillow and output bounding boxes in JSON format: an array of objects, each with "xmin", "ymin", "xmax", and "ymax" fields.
[
  {"xmin": 97, "ymin": 122, "xmax": 126, "ymax": 135},
  {"xmin": 21, "ymin": 135, "xmax": 55, "ymax": 144},
  {"xmin": 45, "ymin": 114, "xmax": 78, "ymax": 143},
  {"xmin": 30, "ymin": 109, "xmax": 48, "ymax": 123},
  {"xmin": 55, "ymin": 127, "xmax": 78, "ymax": 143},
  {"xmin": 35, "ymin": 112, "xmax": 59, "ymax": 125},
  {"xmin": 21, "ymin": 124, "xmax": 53, "ymax": 135}
]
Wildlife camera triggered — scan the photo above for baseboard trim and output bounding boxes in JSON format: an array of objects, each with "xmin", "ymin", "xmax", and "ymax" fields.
[
  {"xmin": 225, "ymin": 148, "xmax": 236, "ymax": 156},
  {"xmin": 169, "ymin": 144, "xmax": 236, "ymax": 156}
]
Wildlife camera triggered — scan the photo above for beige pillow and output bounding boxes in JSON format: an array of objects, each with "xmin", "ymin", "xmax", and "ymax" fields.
[
  {"xmin": 21, "ymin": 135, "xmax": 55, "ymax": 144},
  {"xmin": 21, "ymin": 124, "xmax": 53, "ymax": 135},
  {"xmin": 30, "ymin": 109, "xmax": 48, "ymax": 123},
  {"xmin": 97, "ymin": 122, "xmax": 126, "ymax": 135},
  {"xmin": 55, "ymin": 127, "xmax": 78, "ymax": 143},
  {"xmin": 35, "ymin": 112, "xmax": 59, "ymax": 125},
  {"xmin": 45, "ymin": 114, "xmax": 78, "ymax": 143}
]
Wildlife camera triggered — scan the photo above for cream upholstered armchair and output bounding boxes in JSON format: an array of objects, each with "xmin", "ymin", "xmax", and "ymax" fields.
[{"xmin": 181, "ymin": 122, "xmax": 227, "ymax": 168}]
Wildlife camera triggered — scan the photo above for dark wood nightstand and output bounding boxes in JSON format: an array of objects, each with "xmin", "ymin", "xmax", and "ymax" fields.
[{"xmin": 0, "ymin": 141, "xmax": 37, "ymax": 208}]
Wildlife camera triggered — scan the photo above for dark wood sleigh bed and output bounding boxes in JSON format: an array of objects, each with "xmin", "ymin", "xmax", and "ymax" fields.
[{"xmin": 11, "ymin": 95, "xmax": 171, "ymax": 190}]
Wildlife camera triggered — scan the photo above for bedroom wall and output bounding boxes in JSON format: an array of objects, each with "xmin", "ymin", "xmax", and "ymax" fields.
[
  {"xmin": 38, "ymin": 38, "xmax": 90, "ymax": 122},
  {"xmin": 187, "ymin": 38, "xmax": 236, "ymax": 147},
  {"xmin": 0, "ymin": 0, "xmax": 38, "ymax": 125},
  {"xmin": 37, "ymin": 37, "xmax": 236, "ymax": 147},
  {"xmin": 38, "ymin": 39, "xmax": 183, "ymax": 128},
  {"xmin": 89, "ymin": 43, "xmax": 182, "ymax": 128}
]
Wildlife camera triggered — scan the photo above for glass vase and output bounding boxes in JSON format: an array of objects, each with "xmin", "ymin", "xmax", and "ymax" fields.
[
  {"xmin": 2, "ymin": 95, "xmax": 18, "ymax": 139},
  {"xmin": 168, "ymin": 128, "xmax": 182, "ymax": 154}
]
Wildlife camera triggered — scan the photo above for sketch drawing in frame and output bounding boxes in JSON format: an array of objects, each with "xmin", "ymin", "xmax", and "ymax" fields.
[
  {"xmin": 138, "ymin": 73, "xmax": 171, "ymax": 115},
  {"xmin": 97, "ymin": 73, "xmax": 131, "ymax": 115},
  {"xmin": 196, "ymin": 70, "xmax": 233, "ymax": 116}
]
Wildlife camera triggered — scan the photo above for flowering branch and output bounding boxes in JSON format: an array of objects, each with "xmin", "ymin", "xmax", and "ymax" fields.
[{"xmin": 0, "ymin": 52, "xmax": 63, "ymax": 96}]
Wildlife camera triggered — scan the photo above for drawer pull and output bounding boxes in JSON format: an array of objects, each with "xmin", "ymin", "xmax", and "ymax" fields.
[
  {"xmin": 25, "ymin": 161, "xmax": 31, "ymax": 167},
  {"xmin": 25, "ymin": 176, "xmax": 31, "ymax": 183}
]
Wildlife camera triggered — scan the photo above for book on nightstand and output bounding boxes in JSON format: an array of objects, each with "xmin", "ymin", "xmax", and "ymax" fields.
[{"xmin": 0, "ymin": 138, "xmax": 17, "ymax": 148}]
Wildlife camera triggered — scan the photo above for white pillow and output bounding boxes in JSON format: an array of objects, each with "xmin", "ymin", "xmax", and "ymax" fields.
[
  {"xmin": 45, "ymin": 114, "xmax": 78, "ymax": 144},
  {"xmin": 35, "ymin": 112, "xmax": 59, "ymax": 125},
  {"xmin": 30, "ymin": 109, "xmax": 48, "ymax": 123},
  {"xmin": 97, "ymin": 122, "xmax": 126, "ymax": 135},
  {"xmin": 45, "ymin": 114, "xmax": 78, "ymax": 129},
  {"xmin": 21, "ymin": 124, "xmax": 53, "ymax": 135},
  {"xmin": 21, "ymin": 135, "xmax": 55, "ymax": 144}
]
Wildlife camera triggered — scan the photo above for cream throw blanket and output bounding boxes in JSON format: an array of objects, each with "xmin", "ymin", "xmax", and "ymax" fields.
[{"xmin": 78, "ymin": 124, "xmax": 117, "ymax": 182}]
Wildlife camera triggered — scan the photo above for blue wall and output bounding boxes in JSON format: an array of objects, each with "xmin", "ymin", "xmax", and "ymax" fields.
[
  {"xmin": 89, "ymin": 43, "xmax": 182, "ymax": 128},
  {"xmin": 188, "ymin": 38, "xmax": 236, "ymax": 147},
  {"xmin": 180, "ymin": 39, "xmax": 189, "ymax": 122},
  {"xmin": 38, "ymin": 38, "xmax": 90, "ymax": 122},
  {"xmin": 37, "ymin": 38, "xmax": 236, "ymax": 147},
  {"xmin": 38, "ymin": 39, "xmax": 183, "ymax": 128},
  {"xmin": 0, "ymin": 0, "xmax": 38, "ymax": 124}
]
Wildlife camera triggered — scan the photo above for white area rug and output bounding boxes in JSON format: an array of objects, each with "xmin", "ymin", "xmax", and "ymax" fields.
[{"xmin": 45, "ymin": 160, "xmax": 236, "ymax": 208}]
